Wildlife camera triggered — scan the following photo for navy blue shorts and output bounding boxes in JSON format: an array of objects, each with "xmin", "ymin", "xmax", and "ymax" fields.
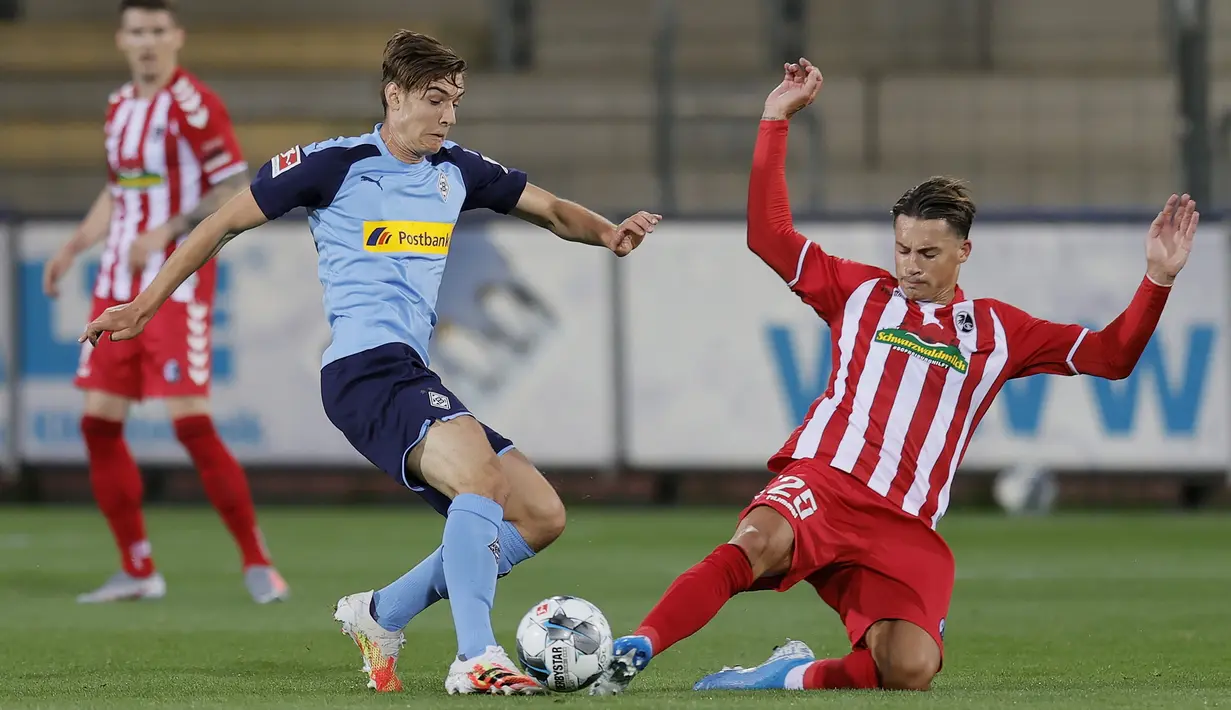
[{"xmin": 320, "ymin": 342, "xmax": 515, "ymax": 515}]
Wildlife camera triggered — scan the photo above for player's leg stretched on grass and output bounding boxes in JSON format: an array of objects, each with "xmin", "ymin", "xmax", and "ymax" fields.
[
  {"xmin": 368, "ymin": 450, "xmax": 564, "ymax": 631},
  {"xmin": 593, "ymin": 504, "xmax": 941, "ymax": 693},
  {"xmin": 165, "ymin": 396, "xmax": 287, "ymax": 604},
  {"xmin": 78, "ymin": 390, "xmax": 167, "ymax": 603}
]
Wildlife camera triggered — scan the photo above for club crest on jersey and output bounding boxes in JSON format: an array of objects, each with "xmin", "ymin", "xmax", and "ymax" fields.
[
  {"xmin": 270, "ymin": 146, "xmax": 302, "ymax": 177},
  {"xmin": 875, "ymin": 328, "xmax": 969, "ymax": 373},
  {"xmin": 437, "ymin": 170, "xmax": 450, "ymax": 201},
  {"xmin": 954, "ymin": 310, "xmax": 974, "ymax": 333}
]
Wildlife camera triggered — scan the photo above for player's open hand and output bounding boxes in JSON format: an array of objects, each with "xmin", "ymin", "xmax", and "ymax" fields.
[
  {"xmin": 79, "ymin": 302, "xmax": 147, "ymax": 346},
  {"xmin": 763, "ymin": 57, "xmax": 823, "ymax": 121},
  {"xmin": 1145, "ymin": 193, "xmax": 1198, "ymax": 286},
  {"xmin": 609, "ymin": 211, "xmax": 662, "ymax": 257}
]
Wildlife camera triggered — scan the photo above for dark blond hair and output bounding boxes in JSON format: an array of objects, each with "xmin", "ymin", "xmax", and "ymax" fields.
[
  {"xmin": 891, "ymin": 176, "xmax": 977, "ymax": 239},
  {"xmin": 381, "ymin": 30, "xmax": 467, "ymax": 111}
]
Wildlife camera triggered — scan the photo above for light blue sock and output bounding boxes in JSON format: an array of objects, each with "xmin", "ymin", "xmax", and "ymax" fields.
[
  {"xmin": 371, "ymin": 548, "xmax": 448, "ymax": 632},
  {"xmin": 370, "ymin": 522, "xmax": 536, "ymax": 632},
  {"xmin": 442, "ymin": 493, "xmax": 504, "ymax": 660}
]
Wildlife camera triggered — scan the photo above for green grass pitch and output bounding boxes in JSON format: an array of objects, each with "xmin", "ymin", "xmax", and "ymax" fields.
[{"xmin": 2, "ymin": 506, "xmax": 1230, "ymax": 708}]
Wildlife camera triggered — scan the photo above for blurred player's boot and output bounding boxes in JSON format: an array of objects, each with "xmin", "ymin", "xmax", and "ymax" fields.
[
  {"xmin": 445, "ymin": 645, "xmax": 544, "ymax": 695},
  {"xmin": 588, "ymin": 635, "xmax": 654, "ymax": 696},
  {"xmin": 76, "ymin": 570, "xmax": 166, "ymax": 603},
  {"xmin": 333, "ymin": 591, "xmax": 404, "ymax": 692},
  {"xmin": 243, "ymin": 565, "xmax": 290, "ymax": 604},
  {"xmin": 692, "ymin": 639, "xmax": 815, "ymax": 691}
]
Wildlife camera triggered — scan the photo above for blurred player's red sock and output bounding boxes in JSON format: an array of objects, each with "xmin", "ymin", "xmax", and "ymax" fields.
[
  {"xmin": 635, "ymin": 543, "xmax": 754, "ymax": 653},
  {"xmin": 82, "ymin": 416, "xmax": 154, "ymax": 578},
  {"xmin": 798, "ymin": 650, "xmax": 880, "ymax": 689},
  {"xmin": 174, "ymin": 415, "xmax": 271, "ymax": 568}
]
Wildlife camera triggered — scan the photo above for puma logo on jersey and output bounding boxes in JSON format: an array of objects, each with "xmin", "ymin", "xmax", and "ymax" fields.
[
  {"xmin": 360, "ymin": 175, "xmax": 385, "ymax": 190},
  {"xmin": 875, "ymin": 328, "xmax": 969, "ymax": 373}
]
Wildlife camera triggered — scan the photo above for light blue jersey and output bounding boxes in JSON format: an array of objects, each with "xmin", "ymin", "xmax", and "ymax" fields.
[{"xmin": 249, "ymin": 124, "xmax": 528, "ymax": 367}]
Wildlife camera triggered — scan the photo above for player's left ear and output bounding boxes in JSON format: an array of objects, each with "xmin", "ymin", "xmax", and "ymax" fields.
[
  {"xmin": 383, "ymin": 82, "xmax": 401, "ymax": 112},
  {"xmin": 958, "ymin": 238, "xmax": 971, "ymax": 263}
]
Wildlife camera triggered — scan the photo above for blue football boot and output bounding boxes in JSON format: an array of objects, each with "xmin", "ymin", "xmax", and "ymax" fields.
[
  {"xmin": 693, "ymin": 639, "xmax": 815, "ymax": 691},
  {"xmin": 588, "ymin": 635, "xmax": 654, "ymax": 695}
]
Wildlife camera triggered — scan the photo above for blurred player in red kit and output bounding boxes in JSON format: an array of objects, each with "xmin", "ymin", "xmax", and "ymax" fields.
[
  {"xmin": 590, "ymin": 58, "xmax": 1198, "ymax": 695},
  {"xmin": 42, "ymin": 0, "xmax": 288, "ymax": 604}
]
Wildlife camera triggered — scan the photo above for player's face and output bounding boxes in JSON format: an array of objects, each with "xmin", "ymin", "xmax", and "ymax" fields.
[
  {"xmin": 892, "ymin": 215, "xmax": 970, "ymax": 303},
  {"xmin": 116, "ymin": 9, "xmax": 183, "ymax": 84},
  {"xmin": 386, "ymin": 77, "xmax": 465, "ymax": 157}
]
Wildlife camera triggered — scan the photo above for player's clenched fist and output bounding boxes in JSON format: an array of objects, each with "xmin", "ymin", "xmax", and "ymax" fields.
[
  {"xmin": 608, "ymin": 210, "xmax": 662, "ymax": 257},
  {"xmin": 763, "ymin": 57, "xmax": 823, "ymax": 122},
  {"xmin": 80, "ymin": 302, "xmax": 147, "ymax": 346}
]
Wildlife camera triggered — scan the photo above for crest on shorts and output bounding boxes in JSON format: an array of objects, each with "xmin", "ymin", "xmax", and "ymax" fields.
[
  {"xmin": 939, "ymin": 618, "xmax": 946, "ymax": 640},
  {"xmin": 163, "ymin": 359, "xmax": 180, "ymax": 383},
  {"xmin": 488, "ymin": 538, "xmax": 501, "ymax": 563},
  {"xmin": 427, "ymin": 391, "xmax": 451, "ymax": 410},
  {"xmin": 437, "ymin": 170, "xmax": 450, "ymax": 201}
]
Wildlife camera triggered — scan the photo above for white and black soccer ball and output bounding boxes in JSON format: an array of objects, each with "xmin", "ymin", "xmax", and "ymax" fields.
[
  {"xmin": 993, "ymin": 463, "xmax": 1057, "ymax": 515},
  {"xmin": 514, "ymin": 595, "xmax": 613, "ymax": 693}
]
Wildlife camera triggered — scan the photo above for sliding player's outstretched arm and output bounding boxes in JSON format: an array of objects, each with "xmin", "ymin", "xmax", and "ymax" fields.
[
  {"xmin": 80, "ymin": 189, "xmax": 268, "ymax": 345},
  {"xmin": 751, "ymin": 59, "xmax": 890, "ymax": 320},
  {"xmin": 1005, "ymin": 194, "xmax": 1198, "ymax": 380}
]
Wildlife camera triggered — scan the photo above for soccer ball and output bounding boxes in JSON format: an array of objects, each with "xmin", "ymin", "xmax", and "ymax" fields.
[
  {"xmin": 514, "ymin": 595, "xmax": 613, "ymax": 693},
  {"xmin": 993, "ymin": 463, "xmax": 1057, "ymax": 515}
]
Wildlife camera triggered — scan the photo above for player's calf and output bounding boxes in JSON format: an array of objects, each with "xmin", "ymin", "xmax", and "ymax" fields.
[{"xmin": 498, "ymin": 450, "xmax": 566, "ymax": 551}]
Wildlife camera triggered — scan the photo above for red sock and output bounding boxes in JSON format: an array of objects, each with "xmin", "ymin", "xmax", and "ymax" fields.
[
  {"xmin": 634, "ymin": 543, "xmax": 755, "ymax": 654},
  {"xmin": 82, "ymin": 416, "xmax": 154, "ymax": 578},
  {"xmin": 174, "ymin": 415, "xmax": 271, "ymax": 568},
  {"xmin": 802, "ymin": 649, "xmax": 880, "ymax": 689}
]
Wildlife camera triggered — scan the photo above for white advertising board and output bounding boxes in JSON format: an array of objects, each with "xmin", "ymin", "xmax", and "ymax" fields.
[
  {"xmin": 622, "ymin": 222, "xmax": 1229, "ymax": 471},
  {"xmin": 15, "ymin": 219, "xmax": 615, "ymax": 466}
]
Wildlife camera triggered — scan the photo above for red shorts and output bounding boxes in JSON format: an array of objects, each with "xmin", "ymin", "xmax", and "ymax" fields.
[
  {"xmin": 74, "ymin": 294, "xmax": 216, "ymax": 401},
  {"xmin": 740, "ymin": 459, "xmax": 955, "ymax": 655}
]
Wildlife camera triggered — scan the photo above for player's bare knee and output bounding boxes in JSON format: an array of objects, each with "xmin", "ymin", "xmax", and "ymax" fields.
[
  {"xmin": 877, "ymin": 652, "xmax": 938, "ymax": 691},
  {"xmin": 454, "ymin": 455, "xmax": 508, "ymax": 503},
  {"xmin": 868, "ymin": 621, "xmax": 941, "ymax": 691}
]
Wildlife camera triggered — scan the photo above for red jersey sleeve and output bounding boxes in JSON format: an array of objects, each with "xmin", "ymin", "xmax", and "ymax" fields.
[
  {"xmin": 999, "ymin": 276, "xmax": 1173, "ymax": 380},
  {"xmin": 748, "ymin": 120, "xmax": 891, "ymax": 321},
  {"xmin": 170, "ymin": 73, "xmax": 247, "ymax": 187}
]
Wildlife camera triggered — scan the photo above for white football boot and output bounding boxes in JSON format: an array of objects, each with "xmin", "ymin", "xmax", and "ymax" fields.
[
  {"xmin": 333, "ymin": 591, "xmax": 405, "ymax": 692},
  {"xmin": 445, "ymin": 645, "xmax": 544, "ymax": 695},
  {"xmin": 76, "ymin": 571, "xmax": 166, "ymax": 603}
]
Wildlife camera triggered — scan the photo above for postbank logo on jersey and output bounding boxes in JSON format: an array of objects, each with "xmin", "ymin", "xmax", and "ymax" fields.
[
  {"xmin": 875, "ymin": 328, "xmax": 969, "ymax": 373},
  {"xmin": 362, "ymin": 221, "xmax": 454, "ymax": 255}
]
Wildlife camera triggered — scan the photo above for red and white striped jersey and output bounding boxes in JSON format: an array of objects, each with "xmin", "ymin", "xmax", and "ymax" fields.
[
  {"xmin": 750, "ymin": 120, "xmax": 1171, "ymax": 529},
  {"xmin": 99, "ymin": 66, "xmax": 246, "ymax": 303}
]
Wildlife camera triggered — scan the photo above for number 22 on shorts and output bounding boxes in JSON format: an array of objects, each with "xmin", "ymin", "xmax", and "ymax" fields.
[{"xmin": 762, "ymin": 475, "xmax": 818, "ymax": 520}]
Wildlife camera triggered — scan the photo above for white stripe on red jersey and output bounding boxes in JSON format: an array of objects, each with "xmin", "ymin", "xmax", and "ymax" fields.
[
  {"xmin": 749, "ymin": 119, "xmax": 1176, "ymax": 530},
  {"xmin": 99, "ymin": 67, "xmax": 246, "ymax": 304}
]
